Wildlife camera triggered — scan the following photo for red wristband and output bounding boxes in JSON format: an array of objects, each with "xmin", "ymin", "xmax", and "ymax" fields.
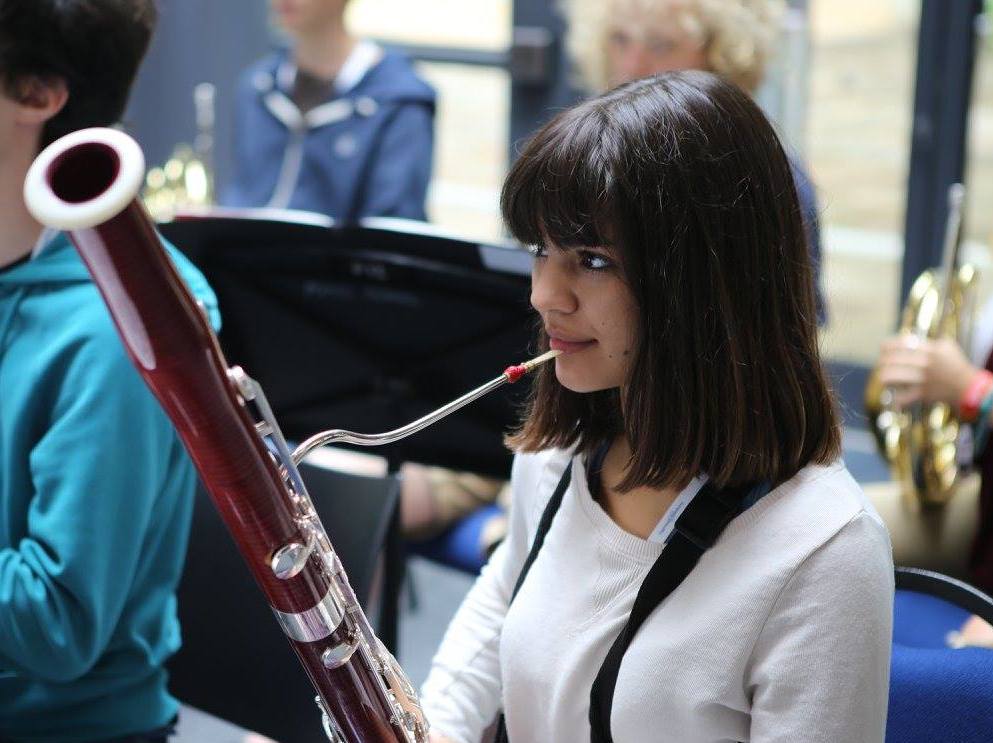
[{"xmin": 959, "ymin": 370, "xmax": 993, "ymax": 422}]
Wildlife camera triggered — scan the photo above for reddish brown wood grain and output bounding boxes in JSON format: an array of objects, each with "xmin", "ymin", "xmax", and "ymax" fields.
[{"xmin": 47, "ymin": 141, "xmax": 406, "ymax": 740}]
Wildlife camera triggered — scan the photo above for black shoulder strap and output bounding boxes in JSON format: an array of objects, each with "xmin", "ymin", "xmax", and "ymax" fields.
[
  {"xmin": 510, "ymin": 460, "xmax": 573, "ymax": 602},
  {"xmin": 494, "ymin": 459, "xmax": 573, "ymax": 743},
  {"xmin": 496, "ymin": 459, "xmax": 768, "ymax": 743},
  {"xmin": 588, "ymin": 479, "xmax": 768, "ymax": 743}
]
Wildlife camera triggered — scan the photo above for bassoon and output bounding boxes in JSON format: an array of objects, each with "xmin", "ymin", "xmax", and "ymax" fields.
[{"xmin": 23, "ymin": 127, "xmax": 555, "ymax": 742}]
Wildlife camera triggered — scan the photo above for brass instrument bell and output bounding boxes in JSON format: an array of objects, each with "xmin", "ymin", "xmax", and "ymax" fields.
[
  {"xmin": 865, "ymin": 183, "xmax": 978, "ymax": 508},
  {"xmin": 142, "ymin": 83, "xmax": 215, "ymax": 220}
]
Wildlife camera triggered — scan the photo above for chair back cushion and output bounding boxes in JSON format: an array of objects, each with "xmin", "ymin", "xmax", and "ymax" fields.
[{"xmin": 887, "ymin": 645, "xmax": 993, "ymax": 743}]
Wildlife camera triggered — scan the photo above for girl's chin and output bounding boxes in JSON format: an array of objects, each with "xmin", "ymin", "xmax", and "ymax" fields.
[{"xmin": 554, "ymin": 367, "xmax": 619, "ymax": 394}]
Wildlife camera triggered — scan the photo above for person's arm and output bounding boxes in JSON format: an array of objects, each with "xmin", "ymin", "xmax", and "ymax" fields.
[
  {"xmin": 358, "ymin": 101, "xmax": 434, "ymax": 220},
  {"xmin": 420, "ymin": 453, "xmax": 544, "ymax": 743},
  {"xmin": 747, "ymin": 511, "xmax": 894, "ymax": 742},
  {"xmin": 400, "ymin": 463, "xmax": 505, "ymax": 540},
  {"xmin": 877, "ymin": 333, "xmax": 993, "ymax": 643},
  {"xmin": 877, "ymin": 335, "xmax": 983, "ymax": 412},
  {"xmin": 0, "ymin": 331, "xmax": 181, "ymax": 681},
  {"xmin": 947, "ymin": 614, "xmax": 993, "ymax": 648}
]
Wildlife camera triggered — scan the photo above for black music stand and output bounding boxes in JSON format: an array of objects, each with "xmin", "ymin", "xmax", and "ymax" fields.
[
  {"xmin": 162, "ymin": 212, "xmax": 534, "ymax": 478},
  {"xmin": 161, "ymin": 213, "xmax": 535, "ymax": 731}
]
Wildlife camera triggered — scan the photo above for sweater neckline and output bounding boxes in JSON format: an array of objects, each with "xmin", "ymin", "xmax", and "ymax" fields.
[
  {"xmin": 571, "ymin": 453, "xmax": 666, "ymax": 564},
  {"xmin": 560, "ymin": 452, "xmax": 845, "ymax": 563}
]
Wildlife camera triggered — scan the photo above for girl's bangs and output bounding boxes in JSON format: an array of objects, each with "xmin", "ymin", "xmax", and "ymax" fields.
[{"xmin": 501, "ymin": 109, "xmax": 617, "ymax": 251}]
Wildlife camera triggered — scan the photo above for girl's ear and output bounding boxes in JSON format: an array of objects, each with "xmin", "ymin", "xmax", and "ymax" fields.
[{"xmin": 13, "ymin": 76, "xmax": 68, "ymax": 126}]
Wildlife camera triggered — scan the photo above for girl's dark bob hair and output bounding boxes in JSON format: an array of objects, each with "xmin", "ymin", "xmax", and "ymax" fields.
[{"xmin": 503, "ymin": 70, "xmax": 840, "ymax": 490}]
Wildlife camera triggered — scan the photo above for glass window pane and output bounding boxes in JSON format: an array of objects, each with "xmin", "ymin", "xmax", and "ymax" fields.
[
  {"xmin": 347, "ymin": 0, "xmax": 512, "ymax": 51},
  {"xmin": 964, "ymin": 19, "xmax": 993, "ymax": 315},
  {"xmin": 808, "ymin": 0, "xmax": 918, "ymax": 366},
  {"xmin": 415, "ymin": 63, "xmax": 509, "ymax": 243}
]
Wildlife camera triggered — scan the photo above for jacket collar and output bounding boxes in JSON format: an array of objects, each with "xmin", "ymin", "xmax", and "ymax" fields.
[{"xmin": 252, "ymin": 42, "xmax": 384, "ymax": 132}]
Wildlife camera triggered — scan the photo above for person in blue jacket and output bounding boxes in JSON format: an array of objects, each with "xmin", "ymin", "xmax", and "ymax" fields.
[
  {"xmin": 223, "ymin": 0, "xmax": 436, "ymax": 222},
  {"xmin": 0, "ymin": 2, "xmax": 220, "ymax": 741}
]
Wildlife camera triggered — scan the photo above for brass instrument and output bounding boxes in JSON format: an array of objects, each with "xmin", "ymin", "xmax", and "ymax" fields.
[
  {"xmin": 865, "ymin": 183, "xmax": 978, "ymax": 507},
  {"xmin": 143, "ymin": 82, "xmax": 215, "ymax": 219}
]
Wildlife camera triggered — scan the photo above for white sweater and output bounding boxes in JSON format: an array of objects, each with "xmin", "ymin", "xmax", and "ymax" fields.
[{"xmin": 421, "ymin": 449, "xmax": 894, "ymax": 743}]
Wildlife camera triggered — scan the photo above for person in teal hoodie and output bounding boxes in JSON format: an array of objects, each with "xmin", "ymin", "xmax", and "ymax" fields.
[{"xmin": 0, "ymin": 2, "xmax": 219, "ymax": 741}]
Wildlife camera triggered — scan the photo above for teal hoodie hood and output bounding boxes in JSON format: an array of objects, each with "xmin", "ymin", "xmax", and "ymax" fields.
[
  {"xmin": 0, "ymin": 232, "xmax": 219, "ymax": 741},
  {"xmin": 0, "ymin": 231, "xmax": 220, "ymax": 348},
  {"xmin": 0, "ymin": 230, "xmax": 219, "ymax": 320}
]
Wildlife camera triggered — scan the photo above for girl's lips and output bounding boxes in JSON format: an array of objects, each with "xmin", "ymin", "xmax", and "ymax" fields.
[{"xmin": 549, "ymin": 337, "xmax": 596, "ymax": 354}]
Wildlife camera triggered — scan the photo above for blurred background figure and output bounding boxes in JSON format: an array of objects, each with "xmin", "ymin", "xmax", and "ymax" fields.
[
  {"xmin": 222, "ymin": 0, "xmax": 436, "ymax": 221},
  {"xmin": 401, "ymin": 464, "xmax": 509, "ymax": 547},
  {"xmin": 565, "ymin": 0, "xmax": 779, "ymax": 91},
  {"xmin": 563, "ymin": 0, "xmax": 827, "ymax": 323},
  {"xmin": 876, "ymin": 329, "xmax": 993, "ymax": 647}
]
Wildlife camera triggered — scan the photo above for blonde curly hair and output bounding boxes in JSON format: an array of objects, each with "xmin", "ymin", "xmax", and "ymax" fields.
[{"xmin": 562, "ymin": 0, "xmax": 784, "ymax": 93}]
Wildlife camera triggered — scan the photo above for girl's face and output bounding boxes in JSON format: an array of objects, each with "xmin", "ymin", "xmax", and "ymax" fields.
[
  {"xmin": 604, "ymin": 7, "xmax": 709, "ymax": 88},
  {"xmin": 530, "ymin": 241, "xmax": 638, "ymax": 393}
]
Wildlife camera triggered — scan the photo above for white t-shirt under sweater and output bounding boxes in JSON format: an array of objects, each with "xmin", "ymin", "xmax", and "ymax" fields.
[{"xmin": 421, "ymin": 449, "xmax": 894, "ymax": 743}]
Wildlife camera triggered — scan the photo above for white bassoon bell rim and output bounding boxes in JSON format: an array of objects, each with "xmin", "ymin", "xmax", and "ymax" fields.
[{"xmin": 23, "ymin": 127, "xmax": 145, "ymax": 230}]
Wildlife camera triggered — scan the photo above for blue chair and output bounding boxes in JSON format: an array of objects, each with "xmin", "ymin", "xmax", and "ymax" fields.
[
  {"xmin": 410, "ymin": 503, "xmax": 504, "ymax": 574},
  {"xmin": 887, "ymin": 567, "xmax": 993, "ymax": 743}
]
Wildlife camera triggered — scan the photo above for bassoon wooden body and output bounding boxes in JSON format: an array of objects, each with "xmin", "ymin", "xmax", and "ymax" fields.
[{"xmin": 24, "ymin": 127, "xmax": 426, "ymax": 742}]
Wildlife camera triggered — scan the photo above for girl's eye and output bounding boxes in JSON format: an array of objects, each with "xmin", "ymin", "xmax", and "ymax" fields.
[
  {"xmin": 527, "ymin": 244, "xmax": 547, "ymax": 258},
  {"xmin": 579, "ymin": 251, "xmax": 614, "ymax": 271}
]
